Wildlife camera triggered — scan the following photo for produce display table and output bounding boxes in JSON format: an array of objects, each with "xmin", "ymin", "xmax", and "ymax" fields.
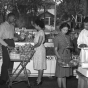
[
  {"xmin": 0, "ymin": 42, "xmax": 56, "ymax": 77},
  {"xmin": 7, "ymin": 49, "xmax": 35, "ymax": 88}
]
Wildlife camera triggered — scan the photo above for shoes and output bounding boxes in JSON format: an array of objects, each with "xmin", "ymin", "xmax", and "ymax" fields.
[
  {"xmin": 37, "ymin": 81, "xmax": 43, "ymax": 86},
  {"xmin": 33, "ymin": 80, "xmax": 37, "ymax": 85},
  {"xmin": 33, "ymin": 80, "xmax": 43, "ymax": 86},
  {"xmin": 0, "ymin": 80, "xmax": 6, "ymax": 85}
]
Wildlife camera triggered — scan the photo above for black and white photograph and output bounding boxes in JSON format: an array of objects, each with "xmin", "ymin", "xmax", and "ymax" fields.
[{"xmin": 0, "ymin": 0, "xmax": 88, "ymax": 88}]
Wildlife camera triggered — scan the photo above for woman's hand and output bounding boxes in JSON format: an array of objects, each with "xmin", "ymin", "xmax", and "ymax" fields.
[
  {"xmin": 57, "ymin": 55, "xmax": 61, "ymax": 59},
  {"xmin": 58, "ymin": 59, "xmax": 62, "ymax": 63}
]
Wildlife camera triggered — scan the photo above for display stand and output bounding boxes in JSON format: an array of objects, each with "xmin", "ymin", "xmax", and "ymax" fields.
[{"xmin": 7, "ymin": 50, "xmax": 35, "ymax": 88}]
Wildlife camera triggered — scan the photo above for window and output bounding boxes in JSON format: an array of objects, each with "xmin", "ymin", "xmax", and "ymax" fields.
[
  {"xmin": 50, "ymin": 18, "xmax": 54, "ymax": 25},
  {"xmin": 45, "ymin": 18, "xmax": 49, "ymax": 25},
  {"xmin": 41, "ymin": 17, "xmax": 54, "ymax": 25}
]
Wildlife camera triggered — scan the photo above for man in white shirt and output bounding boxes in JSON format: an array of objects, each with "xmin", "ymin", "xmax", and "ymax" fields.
[
  {"xmin": 0, "ymin": 13, "xmax": 16, "ymax": 85},
  {"xmin": 77, "ymin": 17, "xmax": 88, "ymax": 48}
]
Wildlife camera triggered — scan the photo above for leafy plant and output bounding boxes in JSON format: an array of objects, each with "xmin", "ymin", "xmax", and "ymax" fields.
[{"xmin": 56, "ymin": 0, "xmax": 84, "ymax": 22}]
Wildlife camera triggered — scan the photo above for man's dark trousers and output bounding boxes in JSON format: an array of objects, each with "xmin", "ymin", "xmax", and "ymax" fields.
[{"xmin": 1, "ymin": 39, "xmax": 15, "ymax": 82}]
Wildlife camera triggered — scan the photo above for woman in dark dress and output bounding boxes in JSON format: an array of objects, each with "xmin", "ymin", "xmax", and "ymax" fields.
[{"xmin": 53, "ymin": 22, "xmax": 72, "ymax": 88}]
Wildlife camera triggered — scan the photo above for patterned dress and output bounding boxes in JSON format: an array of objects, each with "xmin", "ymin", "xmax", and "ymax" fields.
[
  {"xmin": 54, "ymin": 32, "xmax": 72, "ymax": 77},
  {"xmin": 33, "ymin": 30, "xmax": 47, "ymax": 70}
]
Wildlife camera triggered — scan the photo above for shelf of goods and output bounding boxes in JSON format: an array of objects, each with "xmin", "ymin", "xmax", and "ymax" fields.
[{"xmin": 0, "ymin": 42, "xmax": 56, "ymax": 77}]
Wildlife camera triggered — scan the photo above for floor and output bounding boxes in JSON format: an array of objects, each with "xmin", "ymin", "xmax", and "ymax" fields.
[{"xmin": 0, "ymin": 76, "xmax": 78, "ymax": 88}]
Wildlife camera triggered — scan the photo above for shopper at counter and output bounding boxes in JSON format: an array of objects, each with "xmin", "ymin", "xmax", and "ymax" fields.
[
  {"xmin": 0, "ymin": 13, "xmax": 16, "ymax": 85},
  {"xmin": 32, "ymin": 19, "xmax": 47, "ymax": 86},
  {"xmin": 53, "ymin": 22, "xmax": 73, "ymax": 88}
]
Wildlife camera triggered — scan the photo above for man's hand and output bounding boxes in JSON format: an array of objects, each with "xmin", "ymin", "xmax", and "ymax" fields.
[{"xmin": 7, "ymin": 46, "xmax": 14, "ymax": 50}]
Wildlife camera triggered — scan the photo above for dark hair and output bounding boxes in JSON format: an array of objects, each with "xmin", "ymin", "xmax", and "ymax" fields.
[
  {"xmin": 83, "ymin": 17, "xmax": 88, "ymax": 23},
  {"xmin": 59, "ymin": 22, "xmax": 70, "ymax": 31},
  {"xmin": 7, "ymin": 12, "xmax": 15, "ymax": 19},
  {"xmin": 34, "ymin": 19, "xmax": 45, "ymax": 29}
]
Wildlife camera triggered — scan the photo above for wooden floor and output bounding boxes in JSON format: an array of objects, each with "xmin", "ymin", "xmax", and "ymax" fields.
[{"xmin": 0, "ymin": 76, "xmax": 78, "ymax": 88}]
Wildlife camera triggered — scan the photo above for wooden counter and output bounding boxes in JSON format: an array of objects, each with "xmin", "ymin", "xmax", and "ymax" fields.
[{"xmin": 77, "ymin": 70, "xmax": 88, "ymax": 88}]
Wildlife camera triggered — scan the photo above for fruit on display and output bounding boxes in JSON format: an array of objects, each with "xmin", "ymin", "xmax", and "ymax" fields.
[
  {"xmin": 15, "ymin": 28, "xmax": 34, "ymax": 42},
  {"xmin": 11, "ymin": 43, "xmax": 34, "ymax": 60}
]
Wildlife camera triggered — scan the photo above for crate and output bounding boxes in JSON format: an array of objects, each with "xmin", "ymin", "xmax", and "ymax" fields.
[{"xmin": 10, "ymin": 52, "xmax": 20, "ymax": 60}]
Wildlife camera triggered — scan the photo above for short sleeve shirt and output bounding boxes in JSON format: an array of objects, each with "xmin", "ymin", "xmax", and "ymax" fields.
[{"xmin": 0, "ymin": 21, "xmax": 14, "ymax": 39}]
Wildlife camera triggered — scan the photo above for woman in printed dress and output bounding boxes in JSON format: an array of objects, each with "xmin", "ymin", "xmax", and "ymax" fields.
[
  {"xmin": 33, "ymin": 19, "xmax": 47, "ymax": 86},
  {"xmin": 53, "ymin": 22, "xmax": 73, "ymax": 88}
]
